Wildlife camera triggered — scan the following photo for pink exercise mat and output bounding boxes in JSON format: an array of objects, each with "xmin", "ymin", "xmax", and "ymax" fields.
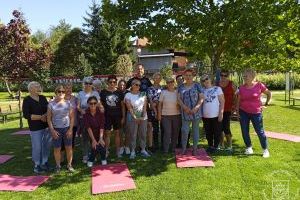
[
  {"xmin": 265, "ymin": 131, "xmax": 300, "ymax": 143},
  {"xmin": 11, "ymin": 130, "xmax": 30, "ymax": 135},
  {"xmin": 92, "ymin": 163, "xmax": 136, "ymax": 194},
  {"xmin": 0, "ymin": 155, "xmax": 14, "ymax": 164},
  {"xmin": 175, "ymin": 148, "xmax": 215, "ymax": 168},
  {"xmin": 0, "ymin": 174, "xmax": 49, "ymax": 192}
]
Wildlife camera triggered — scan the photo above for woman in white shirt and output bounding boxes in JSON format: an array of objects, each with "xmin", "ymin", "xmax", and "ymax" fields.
[
  {"xmin": 125, "ymin": 79, "xmax": 151, "ymax": 159},
  {"xmin": 201, "ymin": 74, "xmax": 225, "ymax": 153},
  {"xmin": 158, "ymin": 77, "xmax": 181, "ymax": 153}
]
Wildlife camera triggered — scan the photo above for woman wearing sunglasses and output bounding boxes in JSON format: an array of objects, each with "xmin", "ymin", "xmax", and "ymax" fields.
[
  {"xmin": 100, "ymin": 75, "xmax": 125, "ymax": 158},
  {"xmin": 125, "ymin": 79, "xmax": 150, "ymax": 159},
  {"xmin": 84, "ymin": 96, "xmax": 107, "ymax": 167},
  {"xmin": 217, "ymin": 70, "xmax": 236, "ymax": 151},
  {"xmin": 77, "ymin": 77, "xmax": 101, "ymax": 164},
  {"xmin": 201, "ymin": 74, "xmax": 225, "ymax": 153},
  {"xmin": 158, "ymin": 77, "xmax": 181, "ymax": 153},
  {"xmin": 47, "ymin": 85, "xmax": 74, "ymax": 173}
]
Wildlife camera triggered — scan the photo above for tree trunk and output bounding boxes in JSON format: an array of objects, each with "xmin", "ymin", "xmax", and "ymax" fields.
[
  {"xmin": 3, "ymin": 79, "xmax": 14, "ymax": 97},
  {"xmin": 18, "ymin": 88, "xmax": 23, "ymax": 129}
]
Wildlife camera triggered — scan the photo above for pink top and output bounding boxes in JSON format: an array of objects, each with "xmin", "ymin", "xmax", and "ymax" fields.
[{"xmin": 239, "ymin": 82, "xmax": 267, "ymax": 114}]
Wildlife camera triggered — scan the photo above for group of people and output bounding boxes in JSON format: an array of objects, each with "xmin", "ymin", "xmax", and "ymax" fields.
[{"xmin": 22, "ymin": 63, "xmax": 272, "ymax": 174}]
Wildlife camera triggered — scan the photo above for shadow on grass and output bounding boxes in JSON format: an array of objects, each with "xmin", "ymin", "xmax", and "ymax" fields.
[{"xmin": 280, "ymin": 105, "xmax": 300, "ymax": 111}]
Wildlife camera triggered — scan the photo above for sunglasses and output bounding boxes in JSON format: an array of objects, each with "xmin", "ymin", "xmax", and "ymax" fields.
[
  {"xmin": 221, "ymin": 74, "xmax": 229, "ymax": 77},
  {"xmin": 201, "ymin": 78, "xmax": 209, "ymax": 82},
  {"xmin": 84, "ymin": 82, "xmax": 93, "ymax": 85},
  {"xmin": 89, "ymin": 102, "xmax": 97, "ymax": 105},
  {"xmin": 57, "ymin": 90, "xmax": 65, "ymax": 94}
]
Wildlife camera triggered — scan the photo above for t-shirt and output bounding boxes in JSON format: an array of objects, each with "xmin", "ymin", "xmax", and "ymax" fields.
[
  {"xmin": 22, "ymin": 95, "xmax": 48, "ymax": 131},
  {"xmin": 100, "ymin": 89, "xmax": 124, "ymax": 116},
  {"xmin": 203, "ymin": 86, "xmax": 223, "ymax": 118},
  {"xmin": 124, "ymin": 92, "xmax": 147, "ymax": 120},
  {"xmin": 126, "ymin": 76, "xmax": 152, "ymax": 92},
  {"xmin": 83, "ymin": 107, "xmax": 105, "ymax": 141},
  {"xmin": 77, "ymin": 90, "xmax": 100, "ymax": 110},
  {"xmin": 48, "ymin": 100, "xmax": 72, "ymax": 128},
  {"xmin": 238, "ymin": 82, "xmax": 267, "ymax": 114},
  {"xmin": 177, "ymin": 82, "xmax": 203, "ymax": 120},
  {"xmin": 159, "ymin": 90, "xmax": 180, "ymax": 116}
]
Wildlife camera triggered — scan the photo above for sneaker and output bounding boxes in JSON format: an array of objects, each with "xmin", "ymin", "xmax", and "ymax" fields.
[
  {"xmin": 40, "ymin": 162, "xmax": 52, "ymax": 172},
  {"xmin": 106, "ymin": 150, "xmax": 110, "ymax": 158},
  {"xmin": 129, "ymin": 151, "xmax": 136, "ymax": 159},
  {"xmin": 225, "ymin": 147, "xmax": 233, "ymax": 153},
  {"xmin": 87, "ymin": 161, "xmax": 93, "ymax": 168},
  {"xmin": 101, "ymin": 160, "xmax": 107, "ymax": 165},
  {"xmin": 192, "ymin": 148, "xmax": 198, "ymax": 156},
  {"xmin": 141, "ymin": 150, "xmax": 151, "ymax": 157},
  {"xmin": 55, "ymin": 165, "xmax": 61, "ymax": 173},
  {"xmin": 119, "ymin": 147, "xmax": 125, "ymax": 155},
  {"xmin": 33, "ymin": 165, "xmax": 45, "ymax": 174},
  {"xmin": 244, "ymin": 147, "xmax": 254, "ymax": 155},
  {"xmin": 262, "ymin": 149, "xmax": 270, "ymax": 158},
  {"xmin": 67, "ymin": 165, "xmax": 75, "ymax": 173},
  {"xmin": 82, "ymin": 156, "xmax": 88, "ymax": 164},
  {"xmin": 125, "ymin": 147, "xmax": 131, "ymax": 155}
]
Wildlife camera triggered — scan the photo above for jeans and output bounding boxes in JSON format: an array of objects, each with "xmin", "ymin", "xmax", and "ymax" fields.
[
  {"xmin": 89, "ymin": 145, "xmax": 106, "ymax": 162},
  {"xmin": 127, "ymin": 112, "xmax": 147, "ymax": 150},
  {"xmin": 239, "ymin": 109, "xmax": 268, "ymax": 149},
  {"xmin": 181, "ymin": 119, "xmax": 200, "ymax": 149},
  {"xmin": 30, "ymin": 128, "xmax": 52, "ymax": 166},
  {"xmin": 79, "ymin": 117, "xmax": 90, "ymax": 158},
  {"xmin": 162, "ymin": 115, "xmax": 181, "ymax": 152},
  {"xmin": 152, "ymin": 119, "xmax": 164, "ymax": 149}
]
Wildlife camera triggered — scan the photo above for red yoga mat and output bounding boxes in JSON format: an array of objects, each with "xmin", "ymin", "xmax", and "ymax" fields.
[
  {"xmin": 92, "ymin": 163, "xmax": 136, "ymax": 194},
  {"xmin": 11, "ymin": 130, "xmax": 30, "ymax": 135},
  {"xmin": 0, "ymin": 174, "xmax": 49, "ymax": 192},
  {"xmin": 175, "ymin": 148, "xmax": 215, "ymax": 168},
  {"xmin": 265, "ymin": 131, "xmax": 300, "ymax": 143},
  {"xmin": 0, "ymin": 155, "xmax": 14, "ymax": 164}
]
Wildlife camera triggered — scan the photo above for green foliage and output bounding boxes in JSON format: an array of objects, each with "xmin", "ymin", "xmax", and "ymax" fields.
[
  {"xmin": 160, "ymin": 64, "xmax": 173, "ymax": 80},
  {"xmin": 83, "ymin": 0, "xmax": 131, "ymax": 75},
  {"xmin": 48, "ymin": 19, "xmax": 71, "ymax": 52},
  {"xmin": 108, "ymin": 0, "xmax": 300, "ymax": 73},
  {"xmin": 51, "ymin": 28, "xmax": 87, "ymax": 77},
  {"xmin": 115, "ymin": 54, "xmax": 132, "ymax": 78}
]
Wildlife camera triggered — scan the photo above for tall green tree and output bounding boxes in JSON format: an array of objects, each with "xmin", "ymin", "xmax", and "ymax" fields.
[
  {"xmin": 51, "ymin": 28, "xmax": 89, "ymax": 77},
  {"xmin": 83, "ymin": 0, "xmax": 131, "ymax": 75},
  {"xmin": 106, "ymin": 0, "xmax": 299, "ymax": 73},
  {"xmin": 48, "ymin": 19, "xmax": 71, "ymax": 52}
]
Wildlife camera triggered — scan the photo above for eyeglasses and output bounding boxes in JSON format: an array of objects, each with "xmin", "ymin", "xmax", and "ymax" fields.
[
  {"xmin": 201, "ymin": 78, "xmax": 209, "ymax": 82},
  {"xmin": 220, "ymin": 74, "xmax": 228, "ymax": 77},
  {"xmin": 89, "ymin": 102, "xmax": 97, "ymax": 105},
  {"xmin": 84, "ymin": 82, "xmax": 93, "ymax": 85},
  {"xmin": 109, "ymin": 81, "xmax": 116, "ymax": 84},
  {"xmin": 57, "ymin": 90, "xmax": 65, "ymax": 94}
]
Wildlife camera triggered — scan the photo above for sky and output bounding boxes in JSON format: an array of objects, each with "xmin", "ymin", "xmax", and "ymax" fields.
[{"xmin": 0, "ymin": 0, "xmax": 98, "ymax": 33}]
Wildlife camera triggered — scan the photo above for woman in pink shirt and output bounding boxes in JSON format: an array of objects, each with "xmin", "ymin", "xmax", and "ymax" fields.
[{"xmin": 237, "ymin": 69, "xmax": 272, "ymax": 158}]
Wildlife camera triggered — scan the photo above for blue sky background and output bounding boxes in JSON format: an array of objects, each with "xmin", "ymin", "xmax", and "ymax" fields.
[{"xmin": 0, "ymin": 0, "xmax": 99, "ymax": 33}]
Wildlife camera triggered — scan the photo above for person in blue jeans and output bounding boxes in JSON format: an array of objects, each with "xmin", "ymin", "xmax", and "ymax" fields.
[
  {"xmin": 23, "ymin": 81, "xmax": 52, "ymax": 174},
  {"xmin": 236, "ymin": 68, "xmax": 272, "ymax": 158},
  {"xmin": 177, "ymin": 69, "xmax": 204, "ymax": 155},
  {"xmin": 47, "ymin": 85, "xmax": 75, "ymax": 173}
]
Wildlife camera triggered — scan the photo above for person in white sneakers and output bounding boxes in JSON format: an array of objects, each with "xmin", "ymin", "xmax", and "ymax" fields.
[
  {"xmin": 236, "ymin": 68, "xmax": 272, "ymax": 158},
  {"xmin": 125, "ymin": 79, "xmax": 150, "ymax": 159},
  {"xmin": 84, "ymin": 96, "xmax": 107, "ymax": 167}
]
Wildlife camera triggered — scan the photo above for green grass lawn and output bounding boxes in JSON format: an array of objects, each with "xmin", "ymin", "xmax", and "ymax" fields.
[{"xmin": 0, "ymin": 92, "xmax": 299, "ymax": 200}]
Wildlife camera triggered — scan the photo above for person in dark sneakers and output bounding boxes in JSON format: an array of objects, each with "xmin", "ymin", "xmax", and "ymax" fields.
[
  {"xmin": 100, "ymin": 75, "xmax": 125, "ymax": 158},
  {"xmin": 22, "ymin": 81, "xmax": 52, "ymax": 174},
  {"xmin": 84, "ymin": 96, "xmax": 107, "ymax": 167}
]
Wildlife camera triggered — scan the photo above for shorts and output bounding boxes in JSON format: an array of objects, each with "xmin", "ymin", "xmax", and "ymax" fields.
[
  {"xmin": 61, "ymin": 126, "xmax": 77, "ymax": 150},
  {"xmin": 104, "ymin": 115, "xmax": 122, "ymax": 130},
  {"xmin": 53, "ymin": 127, "xmax": 73, "ymax": 148}
]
